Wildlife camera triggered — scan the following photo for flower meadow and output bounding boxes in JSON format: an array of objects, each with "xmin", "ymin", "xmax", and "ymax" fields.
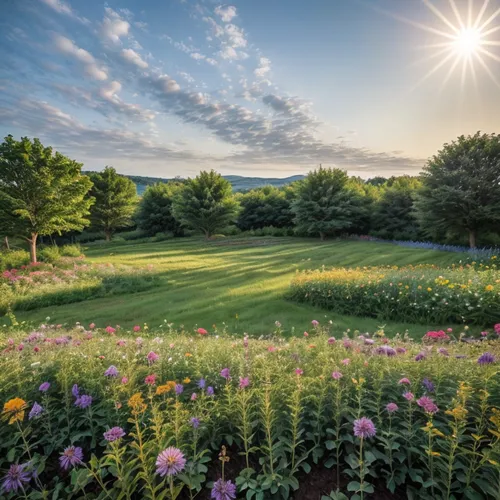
[
  {"xmin": 288, "ymin": 262, "xmax": 500, "ymax": 325},
  {"xmin": 1, "ymin": 322, "xmax": 500, "ymax": 499}
]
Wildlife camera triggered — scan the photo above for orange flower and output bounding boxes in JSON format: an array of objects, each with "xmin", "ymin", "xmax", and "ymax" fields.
[
  {"xmin": 128, "ymin": 393, "xmax": 147, "ymax": 415},
  {"xmin": 2, "ymin": 398, "xmax": 27, "ymax": 424},
  {"xmin": 156, "ymin": 381, "xmax": 176, "ymax": 395},
  {"xmin": 185, "ymin": 352, "xmax": 193, "ymax": 357}
]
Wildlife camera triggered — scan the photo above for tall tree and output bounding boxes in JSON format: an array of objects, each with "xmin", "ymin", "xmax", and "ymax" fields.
[
  {"xmin": 0, "ymin": 135, "xmax": 93, "ymax": 263},
  {"xmin": 291, "ymin": 166, "xmax": 355, "ymax": 240},
  {"xmin": 88, "ymin": 167, "xmax": 137, "ymax": 241},
  {"xmin": 415, "ymin": 132, "xmax": 500, "ymax": 248},
  {"xmin": 136, "ymin": 181, "xmax": 184, "ymax": 236},
  {"xmin": 172, "ymin": 170, "xmax": 239, "ymax": 239}
]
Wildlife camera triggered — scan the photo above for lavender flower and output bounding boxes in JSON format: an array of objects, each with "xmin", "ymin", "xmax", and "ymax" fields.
[
  {"xmin": 207, "ymin": 386, "xmax": 214, "ymax": 396},
  {"xmin": 386, "ymin": 403, "xmax": 398, "ymax": 413},
  {"xmin": 71, "ymin": 384, "xmax": 79, "ymax": 398},
  {"xmin": 59, "ymin": 446, "xmax": 83, "ymax": 470},
  {"xmin": 414, "ymin": 352, "xmax": 426, "ymax": 361},
  {"xmin": 375, "ymin": 345, "xmax": 396, "ymax": 356},
  {"xmin": 155, "ymin": 447, "xmax": 186, "ymax": 477},
  {"xmin": 103, "ymin": 427, "xmax": 126, "ymax": 442},
  {"xmin": 327, "ymin": 337, "xmax": 336, "ymax": 344},
  {"xmin": 403, "ymin": 391, "xmax": 414, "ymax": 401},
  {"xmin": 353, "ymin": 417, "xmax": 376, "ymax": 439},
  {"xmin": 396, "ymin": 347, "xmax": 407, "ymax": 354},
  {"xmin": 28, "ymin": 402, "xmax": 43, "ymax": 420},
  {"xmin": 75, "ymin": 395, "xmax": 93, "ymax": 409},
  {"xmin": 417, "ymin": 396, "xmax": 439, "ymax": 414},
  {"xmin": 198, "ymin": 378, "xmax": 206, "ymax": 389},
  {"xmin": 39, "ymin": 382, "xmax": 50, "ymax": 392},
  {"xmin": 478, "ymin": 352, "xmax": 496, "ymax": 365},
  {"xmin": 175, "ymin": 384, "xmax": 184, "ymax": 395},
  {"xmin": 104, "ymin": 365, "xmax": 119, "ymax": 377},
  {"xmin": 220, "ymin": 368, "xmax": 230, "ymax": 380},
  {"xmin": 190, "ymin": 417, "xmax": 200, "ymax": 429},
  {"xmin": 331, "ymin": 371, "xmax": 343, "ymax": 380},
  {"xmin": 422, "ymin": 378, "xmax": 435, "ymax": 393},
  {"xmin": 1, "ymin": 463, "xmax": 32, "ymax": 493},
  {"xmin": 364, "ymin": 338, "xmax": 375, "ymax": 345},
  {"xmin": 239, "ymin": 377, "xmax": 250, "ymax": 389},
  {"xmin": 211, "ymin": 478, "xmax": 237, "ymax": 500},
  {"xmin": 437, "ymin": 348, "xmax": 449, "ymax": 357}
]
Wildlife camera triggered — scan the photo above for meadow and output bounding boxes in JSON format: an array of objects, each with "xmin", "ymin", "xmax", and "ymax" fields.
[{"xmin": 13, "ymin": 238, "xmax": 469, "ymax": 336}]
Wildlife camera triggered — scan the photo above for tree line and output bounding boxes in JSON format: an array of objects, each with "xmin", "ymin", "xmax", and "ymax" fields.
[{"xmin": 1, "ymin": 132, "xmax": 500, "ymax": 263}]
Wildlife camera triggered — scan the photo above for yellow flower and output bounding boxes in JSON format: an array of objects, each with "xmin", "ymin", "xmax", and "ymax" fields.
[
  {"xmin": 128, "ymin": 393, "xmax": 147, "ymax": 415},
  {"xmin": 183, "ymin": 377, "xmax": 191, "ymax": 384},
  {"xmin": 485, "ymin": 285, "xmax": 494, "ymax": 292},
  {"xmin": 427, "ymin": 287, "xmax": 432, "ymax": 292},
  {"xmin": 2, "ymin": 398, "xmax": 27, "ymax": 424}
]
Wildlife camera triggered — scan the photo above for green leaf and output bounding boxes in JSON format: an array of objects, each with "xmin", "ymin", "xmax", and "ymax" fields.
[{"xmin": 347, "ymin": 481, "xmax": 361, "ymax": 492}]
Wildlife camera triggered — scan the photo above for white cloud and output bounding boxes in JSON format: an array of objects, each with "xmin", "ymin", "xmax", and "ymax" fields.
[
  {"xmin": 54, "ymin": 35, "xmax": 108, "ymax": 80},
  {"xmin": 225, "ymin": 24, "xmax": 247, "ymax": 48},
  {"xmin": 179, "ymin": 72, "xmax": 195, "ymax": 83},
  {"xmin": 121, "ymin": 48, "xmax": 149, "ymax": 69},
  {"xmin": 101, "ymin": 8, "xmax": 130, "ymax": 44},
  {"xmin": 214, "ymin": 5, "xmax": 237, "ymax": 22},
  {"xmin": 158, "ymin": 75, "xmax": 181, "ymax": 93},
  {"xmin": 190, "ymin": 52, "xmax": 206, "ymax": 61},
  {"xmin": 40, "ymin": 0, "xmax": 89, "ymax": 24},
  {"xmin": 206, "ymin": 58, "xmax": 218, "ymax": 66},
  {"xmin": 254, "ymin": 57, "xmax": 271, "ymax": 77},
  {"xmin": 203, "ymin": 17, "xmax": 225, "ymax": 38},
  {"xmin": 98, "ymin": 81, "xmax": 155, "ymax": 120},
  {"xmin": 135, "ymin": 21, "xmax": 148, "ymax": 31}
]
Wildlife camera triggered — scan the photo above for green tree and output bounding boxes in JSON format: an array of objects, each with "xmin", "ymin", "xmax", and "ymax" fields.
[
  {"xmin": 88, "ymin": 167, "xmax": 137, "ymax": 241},
  {"xmin": 415, "ymin": 132, "xmax": 500, "ymax": 248},
  {"xmin": 136, "ymin": 181, "xmax": 184, "ymax": 236},
  {"xmin": 0, "ymin": 135, "xmax": 93, "ymax": 263},
  {"xmin": 292, "ymin": 166, "xmax": 360, "ymax": 240},
  {"xmin": 172, "ymin": 170, "xmax": 239, "ymax": 239},
  {"xmin": 236, "ymin": 185, "xmax": 295, "ymax": 231}
]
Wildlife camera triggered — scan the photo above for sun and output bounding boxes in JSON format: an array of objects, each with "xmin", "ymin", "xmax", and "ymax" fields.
[{"xmin": 454, "ymin": 28, "xmax": 482, "ymax": 56}]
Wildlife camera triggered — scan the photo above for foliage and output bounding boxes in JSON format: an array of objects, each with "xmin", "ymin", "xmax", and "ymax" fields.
[
  {"xmin": 0, "ymin": 136, "xmax": 93, "ymax": 263},
  {"xmin": 0, "ymin": 322, "xmax": 500, "ymax": 499},
  {"xmin": 415, "ymin": 132, "xmax": 500, "ymax": 248},
  {"xmin": 136, "ymin": 182, "xmax": 184, "ymax": 236},
  {"xmin": 0, "ymin": 250, "xmax": 30, "ymax": 271},
  {"xmin": 172, "ymin": 170, "xmax": 239, "ymax": 239},
  {"xmin": 87, "ymin": 167, "xmax": 138, "ymax": 241},
  {"xmin": 236, "ymin": 185, "xmax": 295, "ymax": 231},
  {"xmin": 289, "ymin": 260, "xmax": 500, "ymax": 325}
]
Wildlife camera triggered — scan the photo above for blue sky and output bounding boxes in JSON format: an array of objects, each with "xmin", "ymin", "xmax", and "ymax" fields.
[{"xmin": 1, "ymin": 0, "xmax": 499, "ymax": 178}]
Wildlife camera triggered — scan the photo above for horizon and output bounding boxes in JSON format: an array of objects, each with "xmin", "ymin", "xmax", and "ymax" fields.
[{"xmin": 1, "ymin": 0, "xmax": 499, "ymax": 179}]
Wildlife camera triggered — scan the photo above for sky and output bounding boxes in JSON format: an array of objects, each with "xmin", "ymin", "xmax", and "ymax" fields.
[{"xmin": 1, "ymin": 0, "xmax": 499, "ymax": 179}]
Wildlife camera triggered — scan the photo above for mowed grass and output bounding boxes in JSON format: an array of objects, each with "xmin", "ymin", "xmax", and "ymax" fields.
[{"xmin": 16, "ymin": 237, "xmax": 468, "ymax": 336}]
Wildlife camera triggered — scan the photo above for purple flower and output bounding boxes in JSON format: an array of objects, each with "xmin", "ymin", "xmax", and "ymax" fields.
[
  {"xmin": 239, "ymin": 377, "xmax": 250, "ymax": 389},
  {"xmin": 175, "ymin": 384, "xmax": 184, "ymax": 395},
  {"xmin": 103, "ymin": 427, "xmax": 126, "ymax": 442},
  {"xmin": 417, "ymin": 396, "xmax": 439, "ymax": 414},
  {"xmin": 75, "ymin": 395, "xmax": 93, "ymax": 409},
  {"xmin": 211, "ymin": 478, "xmax": 237, "ymax": 500},
  {"xmin": 59, "ymin": 446, "xmax": 84, "ymax": 470},
  {"xmin": 198, "ymin": 378, "xmax": 206, "ymax": 389},
  {"xmin": 403, "ymin": 391, "xmax": 414, "ymax": 401},
  {"xmin": 104, "ymin": 365, "xmax": 119, "ymax": 377},
  {"xmin": 147, "ymin": 351, "xmax": 159, "ymax": 364},
  {"xmin": 414, "ymin": 352, "xmax": 426, "ymax": 362},
  {"xmin": 206, "ymin": 386, "xmax": 214, "ymax": 396},
  {"xmin": 220, "ymin": 368, "xmax": 230, "ymax": 380},
  {"xmin": 386, "ymin": 403, "xmax": 398, "ymax": 413},
  {"xmin": 422, "ymin": 378, "xmax": 435, "ymax": 393},
  {"xmin": 437, "ymin": 348, "xmax": 449, "ymax": 357},
  {"xmin": 478, "ymin": 352, "xmax": 496, "ymax": 365},
  {"xmin": 364, "ymin": 338, "xmax": 375, "ymax": 345},
  {"xmin": 28, "ymin": 402, "xmax": 43, "ymax": 420},
  {"xmin": 190, "ymin": 417, "xmax": 200, "ymax": 429},
  {"xmin": 375, "ymin": 345, "xmax": 396, "ymax": 356},
  {"xmin": 72, "ymin": 384, "xmax": 80, "ymax": 398},
  {"xmin": 396, "ymin": 347, "xmax": 407, "ymax": 354},
  {"xmin": 155, "ymin": 447, "xmax": 186, "ymax": 477},
  {"xmin": 331, "ymin": 371, "xmax": 343, "ymax": 380},
  {"xmin": 1, "ymin": 463, "xmax": 32, "ymax": 493},
  {"xmin": 353, "ymin": 417, "xmax": 376, "ymax": 439},
  {"xmin": 39, "ymin": 382, "xmax": 50, "ymax": 392},
  {"xmin": 327, "ymin": 337, "xmax": 336, "ymax": 344}
]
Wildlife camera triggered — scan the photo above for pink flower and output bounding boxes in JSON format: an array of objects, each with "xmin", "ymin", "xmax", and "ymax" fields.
[
  {"xmin": 121, "ymin": 377, "xmax": 128, "ymax": 384},
  {"xmin": 341, "ymin": 358, "xmax": 350, "ymax": 365},
  {"xmin": 105, "ymin": 326, "xmax": 116, "ymax": 335},
  {"xmin": 17, "ymin": 343, "xmax": 24, "ymax": 351},
  {"xmin": 239, "ymin": 377, "xmax": 250, "ymax": 389},
  {"xmin": 327, "ymin": 337, "xmax": 336, "ymax": 344},
  {"xmin": 133, "ymin": 325, "xmax": 141, "ymax": 332},
  {"xmin": 481, "ymin": 331, "xmax": 489, "ymax": 337},
  {"xmin": 295, "ymin": 368, "xmax": 303, "ymax": 376},
  {"xmin": 398, "ymin": 378, "xmax": 411, "ymax": 385},
  {"xmin": 403, "ymin": 391, "xmax": 414, "ymax": 401},
  {"xmin": 197, "ymin": 328, "xmax": 208, "ymax": 335},
  {"xmin": 147, "ymin": 351, "xmax": 159, "ymax": 364},
  {"xmin": 495, "ymin": 324, "xmax": 500, "ymax": 335},
  {"xmin": 332, "ymin": 371, "xmax": 343, "ymax": 380},
  {"xmin": 311, "ymin": 320, "xmax": 319, "ymax": 327},
  {"xmin": 303, "ymin": 332, "xmax": 309, "ymax": 337},
  {"xmin": 145, "ymin": 374, "xmax": 156, "ymax": 385},
  {"xmin": 191, "ymin": 393, "xmax": 197, "ymax": 401},
  {"xmin": 268, "ymin": 346, "xmax": 276, "ymax": 352},
  {"xmin": 169, "ymin": 343, "xmax": 175, "ymax": 349},
  {"xmin": 33, "ymin": 346, "xmax": 40, "ymax": 353},
  {"xmin": 447, "ymin": 328, "xmax": 453, "ymax": 333},
  {"xmin": 89, "ymin": 323, "xmax": 95, "ymax": 329}
]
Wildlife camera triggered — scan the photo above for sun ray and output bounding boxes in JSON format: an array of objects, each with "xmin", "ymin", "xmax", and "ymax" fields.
[
  {"xmin": 482, "ymin": 40, "xmax": 500, "ymax": 46},
  {"xmin": 482, "ymin": 25, "xmax": 500, "ymax": 38},
  {"xmin": 468, "ymin": 0, "xmax": 473, "ymax": 28},
  {"xmin": 478, "ymin": 46, "xmax": 500, "ymax": 63},
  {"xmin": 475, "ymin": 52, "xmax": 500, "ymax": 87},
  {"xmin": 460, "ymin": 56, "xmax": 468, "ymax": 91},
  {"xmin": 411, "ymin": 46, "xmax": 454, "ymax": 67},
  {"xmin": 478, "ymin": 7, "xmax": 500, "ymax": 32},
  {"xmin": 422, "ymin": 0, "xmax": 460, "ymax": 33},
  {"xmin": 410, "ymin": 50, "xmax": 457, "ymax": 91},
  {"xmin": 473, "ymin": 0, "xmax": 491, "ymax": 29},
  {"xmin": 448, "ymin": 0, "xmax": 465, "ymax": 28},
  {"xmin": 468, "ymin": 53, "xmax": 478, "ymax": 91},
  {"xmin": 439, "ymin": 53, "xmax": 463, "ymax": 90}
]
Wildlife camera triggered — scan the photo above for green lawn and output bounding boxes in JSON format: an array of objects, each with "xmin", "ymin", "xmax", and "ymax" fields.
[{"xmin": 17, "ymin": 237, "xmax": 467, "ymax": 336}]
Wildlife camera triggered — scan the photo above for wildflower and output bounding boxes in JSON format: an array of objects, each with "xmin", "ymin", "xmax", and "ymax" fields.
[
  {"xmin": 206, "ymin": 386, "xmax": 215, "ymax": 396},
  {"xmin": 239, "ymin": 377, "xmax": 250, "ymax": 389},
  {"xmin": 437, "ymin": 348, "xmax": 449, "ymax": 356},
  {"xmin": 28, "ymin": 402, "xmax": 43, "ymax": 420},
  {"xmin": 211, "ymin": 478, "xmax": 237, "ymax": 500},
  {"xmin": 197, "ymin": 328, "xmax": 208, "ymax": 335},
  {"xmin": 116, "ymin": 339, "xmax": 126, "ymax": 346},
  {"xmin": 155, "ymin": 447, "xmax": 186, "ymax": 477},
  {"xmin": 2, "ymin": 398, "xmax": 26, "ymax": 424},
  {"xmin": 103, "ymin": 427, "xmax": 126, "ymax": 442},
  {"xmin": 447, "ymin": 328, "xmax": 453, "ymax": 333},
  {"xmin": 1, "ymin": 463, "xmax": 32, "ymax": 493},
  {"xmin": 495, "ymin": 323, "xmax": 500, "ymax": 335},
  {"xmin": 190, "ymin": 417, "xmax": 200, "ymax": 429},
  {"xmin": 332, "ymin": 371, "xmax": 343, "ymax": 380},
  {"xmin": 478, "ymin": 352, "xmax": 496, "ymax": 365},
  {"xmin": 59, "ymin": 446, "xmax": 83, "ymax": 470},
  {"xmin": 364, "ymin": 338, "xmax": 375, "ymax": 345},
  {"xmin": 353, "ymin": 417, "xmax": 377, "ymax": 439},
  {"xmin": 343, "ymin": 340, "xmax": 353, "ymax": 349},
  {"xmin": 414, "ymin": 352, "xmax": 426, "ymax": 361},
  {"xmin": 105, "ymin": 326, "xmax": 116, "ymax": 334},
  {"xmin": 481, "ymin": 331, "xmax": 489, "ymax": 337},
  {"xmin": 136, "ymin": 337, "xmax": 144, "ymax": 346},
  {"xmin": 128, "ymin": 393, "xmax": 147, "ymax": 415},
  {"xmin": 396, "ymin": 347, "xmax": 407, "ymax": 354},
  {"xmin": 327, "ymin": 337, "xmax": 336, "ymax": 344},
  {"xmin": 220, "ymin": 368, "xmax": 230, "ymax": 380},
  {"xmin": 417, "ymin": 396, "xmax": 439, "ymax": 414},
  {"xmin": 341, "ymin": 358, "xmax": 350, "ymax": 365},
  {"xmin": 146, "ymin": 351, "xmax": 159, "ymax": 364},
  {"xmin": 133, "ymin": 325, "xmax": 141, "ymax": 332},
  {"xmin": 39, "ymin": 382, "xmax": 50, "ymax": 392},
  {"xmin": 175, "ymin": 384, "xmax": 184, "ymax": 395},
  {"xmin": 198, "ymin": 378, "xmax": 206, "ymax": 389},
  {"xmin": 156, "ymin": 382, "xmax": 176, "ymax": 395},
  {"xmin": 145, "ymin": 374, "xmax": 157, "ymax": 385},
  {"xmin": 311, "ymin": 320, "xmax": 319, "ymax": 327},
  {"xmin": 89, "ymin": 323, "xmax": 95, "ymax": 329},
  {"xmin": 185, "ymin": 352, "xmax": 192, "ymax": 357},
  {"xmin": 72, "ymin": 384, "xmax": 79, "ymax": 397},
  {"xmin": 121, "ymin": 377, "xmax": 128, "ymax": 384},
  {"xmin": 104, "ymin": 365, "xmax": 119, "ymax": 377},
  {"xmin": 295, "ymin": 368, "xmax": 303, "ymax": 376},
  {"xmin": 485, "ymin": 285, "xmax": 494, "ymax": 291},
  {"xmin": 422, "ymin": 378, "xmax": 435, "ymax": 393},
  {"xmin": 303, "ymin": 331, "xmax": 309, "ymax": 337},
  {"xmin": 403, "ymin": 391, "xmax": 414, "ymax": 401},
  {"xmin": 375, "ymin": 345, "xmax": 396, "ymax": 356},
  {"xmin": 191, "ymin": 393, "xmax": 197, "ymax": 401},
  {"xmin": 75, "ymin": 395, "xmax": 92, "ymax": 409},
  {"xmin": 183, "ymin": 377, "xmax": 191, "ymax": 384},
  {"xmin": 386, "ymin": 403, "xmax": 398, "ymax": 413}
]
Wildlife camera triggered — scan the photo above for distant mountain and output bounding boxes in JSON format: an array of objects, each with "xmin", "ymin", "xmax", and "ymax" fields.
[{"xmin": 122, "ymin": 174, "xmax": 306, "ymax": 195}]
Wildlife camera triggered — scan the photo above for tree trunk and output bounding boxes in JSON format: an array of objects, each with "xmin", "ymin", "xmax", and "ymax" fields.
[
  {"xmin": 4, "ymin": 236, "xmax": 9, "ymax": 250},
  {"xmin": 29, "ymin": 233, "xmax": 38, "ymax": 263},
  {"xmin": 319, "ymin": 231, "xmax": 325, "ymax": 241},
  {"xmin": 204, "ymin": 229, "xmax": 211, "ymax": 240},
  {"xmin": 468, "ymin": 229, "xmax": 477, "ymax": 249},
  {"xmin": 105, "ymin": 231, "xmax": 111, "ymax": 242}
]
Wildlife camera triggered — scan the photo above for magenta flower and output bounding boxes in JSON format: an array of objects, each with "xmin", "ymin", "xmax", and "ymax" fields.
[
  {"xmin": 341, "ymin": 358, "xmax": 350, "ymax": 365},
  {"xmin": 220, "ymin": 368, "xmax": 230, "ymax": 380},
  {"xmin": 59, "ymin": 446, "xmax": 84, "ymax": 470},
  {"xmin": 147, "ymin": 351, "xmax": 159, "ymax": 364},
  {"xmin": 191, "ymin": 393, "xmax": 197, "ymax": 401},
  {"xmin": 121, "ymin": 377, "xmax": 128, "ymax": 384},
  {"xmin": 403, "ymin": 391, "xmax": 414, "ymax": 401},
  {"xmin": 386, "ymin": 403, "xmax": 398, "ymax": 413},
  {"xmin": 327, "ymin": 337, "xmax": 336, "ymax": 344},
  {"xmin": 104, "ymin": 365, "xmax": 119, "ymax": 377},
  {"xmin": 133, "ymin": 325, "xmax": 141, "ymax": 332},
  {"xmin": 105, "ymin": 326, "xmax": 116, "ymax": 334},
  {"xmin": 1, "ymin": 463, "xmax": 32, "ymax": 493},
  {"xmin": 145, "ymin": 374, "xmax": 156, "ymax": 385},
  {"xmin": 39, "ymin": 382, "xmax": 50, "ymax": 392},
  {"xmin": 295, "ymin": 368, "xmax": 303, "ymax": 376},
  {"xmin": 495, "ymin": 323, "xmax": 500, "ymax": 335},
  {"xmin": 211, "ymin": 478, "xmax": 237, "ymax": 500},
  {"xmin": 414, "ymin": 352, "xmax": 426, "ymax": 361},
  {"xmin": 239, "ymin": 377, "xmax": 250, "ymax": 389},
  {"xmin": 398, "ymin": 378, "xmax": 410, "ymax": 385},
  {"xmin": 103, "ymin": 427, "xmax": 126, "ymax": 442},
  {"xmin": 353, "ymin": 417, "xmax": 376, "ymax": 439},
  {"xmin": 417, "ymin": 396, "xmax": 439, "ymax": 414},
  {"xmin": 155, "ymin": 447, "xmax": 186, "ymax": 477},
  {"xmin": 311, "ymin": 320, "xmax": 319, "ymax": 327},
  {"xmin": 331, "ymin": 371, "xmax": 343, "ymax": 380}
]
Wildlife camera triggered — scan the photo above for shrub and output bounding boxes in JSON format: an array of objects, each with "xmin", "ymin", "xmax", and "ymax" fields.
[
  {"xmin": 0, "ymin": 323, "xmax": 499, "ymax": 498},
  {"xmin": 38, "ymin": 246, "xmax": 60, "ymax": 264},
  {"xmin": 288, "ymin": 263, "xmax": 500, "ymax": 325},
  {"xmin": 0, "ymin": 250, "xmax": 30, "ymax": 271},
  {"xmin": 59, "ymin": 244, "xmax": 83, "ymax": 258}
]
